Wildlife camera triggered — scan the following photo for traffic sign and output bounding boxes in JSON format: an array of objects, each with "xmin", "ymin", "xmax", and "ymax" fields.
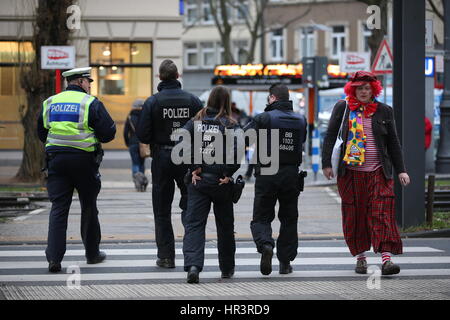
[
  {"xmin": 340, "ymin": 52, "xmax": 370, "ymax": 73},
  {"xmin": 371, "ymin": 39, "xmax": 393, "ymax": 74},
  {"xmin": 41, "ymin": 46, "xmax": 75, "ymax": 70}
]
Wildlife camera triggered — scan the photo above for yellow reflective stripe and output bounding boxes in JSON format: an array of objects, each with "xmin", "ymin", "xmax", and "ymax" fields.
[
  {"xmin": 47, "ymin": 132, "xmax": 95, "ymax": 140},
  {"xmin": 46, "ymin": 138, "xmax": 95, "ymax": 149},
  {"xmin": 78, "ymin": 94, "xmax": 92, "ymax": 130},
  {"xmin": 43, "ymin": 97, "xmax": 53, "ymax": 129}
]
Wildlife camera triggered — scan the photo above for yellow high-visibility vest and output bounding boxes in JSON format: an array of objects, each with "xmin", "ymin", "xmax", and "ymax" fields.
[{"xmin": 42, "ymin": 90, "xmax": 98, "ymax": 152}]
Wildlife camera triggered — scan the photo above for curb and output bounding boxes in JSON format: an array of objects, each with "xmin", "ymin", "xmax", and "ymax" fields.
[{"xmin": 401, "ymin": 228, "xmax": 450, "ymax": 238}]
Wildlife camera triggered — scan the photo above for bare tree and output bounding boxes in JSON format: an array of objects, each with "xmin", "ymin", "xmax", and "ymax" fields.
[
  {"xmin": 209, "ymin": 0, "xmax": 235, "ymax": 63},
  {"xmin": 186, "ymin": 0, "xmax": 311, "ymax": 64},
  {"xmin": 427, "ymin": 0, "xmax": 443, "ymax": 47},
  {"xmin": 16, "ymin": 0, "xmax": 74, "ymax": 183}
]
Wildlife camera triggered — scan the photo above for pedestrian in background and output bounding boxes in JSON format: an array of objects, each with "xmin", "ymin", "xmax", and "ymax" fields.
[
  {"xmin": 244, "ymin": 83, "xmax": 307, "ymax": 276},
  {"xmin": 425, "ymin": 116, "xmax": 432, "ymax": 151},
  {"xmin": 137, "ymin": 60, "xmax": 203, "ymax": 269},
  {"xmin": 124, "ymin": 99, "xmax": 148, "ymax": 191},
  {"xmin": 37, "ymin": 67, "xmax": 116, "ymax": 272},
  {"xmin": 181, "ymin": 85, "xmax": 241, "ymax": 284},
  {"xmin": 321, "ymin": 71, "xmax": 410, "ymax": 275}
]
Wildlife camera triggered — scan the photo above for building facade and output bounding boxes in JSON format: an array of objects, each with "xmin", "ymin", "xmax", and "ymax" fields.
[
  {"xmin": 0, "ymin": 0, "xmax": 183, "ymax": 150},
  {"xmin": 181, "ymin": 0, "xmax": 260, "ymax": 96}
]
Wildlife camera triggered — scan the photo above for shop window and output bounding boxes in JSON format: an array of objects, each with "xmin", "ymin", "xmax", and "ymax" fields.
[{"xmin": 89, "ymin": 41, "xmax": 152, "ymax": 97}]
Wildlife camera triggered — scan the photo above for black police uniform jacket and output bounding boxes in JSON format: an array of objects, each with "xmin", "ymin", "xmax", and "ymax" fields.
[
  {"xmin": 182, "ymin": 107, "xmax": 242, "ymax": 178},
  {"xmin": 136, "ymin": 80, "xmax": 203, "ymax": 147},
  {"xmin": 244, "ymin": 100, "xmax": 307, "ymax": 167}
]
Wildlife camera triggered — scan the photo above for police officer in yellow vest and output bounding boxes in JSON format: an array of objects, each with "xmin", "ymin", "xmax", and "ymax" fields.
[{"xmin": 37, "ymin": 67, "xmax": 116, "ymax": 273}]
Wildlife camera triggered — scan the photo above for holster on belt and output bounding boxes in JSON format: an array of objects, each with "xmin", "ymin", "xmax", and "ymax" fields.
[
  {"xmin": 297, "ymin": 170, "xmax": 307, "ymax": 192},
  {"xmin": 42, "ymin": 152, "xmax": 56, "ymax": 179},
  {"xmin": 93, "ymin": 143, "xmax": 104, "ymax": 166}
]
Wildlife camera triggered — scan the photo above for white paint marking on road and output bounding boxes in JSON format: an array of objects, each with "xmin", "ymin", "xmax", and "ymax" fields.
[
  {"xmin": 13, "ymin": 209, "xmax": 46, "ymax": 222},
  {"xmin": 1, "ymin": 269, "xmax": 450, "ymax": 282},
  {"xmin": 325, "ymin": 187, "xmax": 341, "ymax": 204},
  {"xmin": 1, "ymin": 256, "xmax": 450, "ymax": 269},
  {"xmin": 0, "ymin": 246, "xmax": 443, "ymax": 257}
]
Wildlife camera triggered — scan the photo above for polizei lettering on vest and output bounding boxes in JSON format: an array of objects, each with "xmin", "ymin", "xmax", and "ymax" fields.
[
  {"xmin": 50, "ymin": 103, "xmax": 80, "ymax": 113},
  {"xmin": 162, "ymin": 107, "xmax": 190, "ymax": 119}
]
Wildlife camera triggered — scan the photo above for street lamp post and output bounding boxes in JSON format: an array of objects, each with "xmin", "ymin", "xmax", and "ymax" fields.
[{"xmin": 436, "ymin": 0, "xmax": 450, "ymax": 173}]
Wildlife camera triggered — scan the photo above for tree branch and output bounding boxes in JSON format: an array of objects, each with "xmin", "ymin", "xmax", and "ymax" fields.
[{"xmin": 427, "ymin": 0, "xmax": 444, "ymax": 22}]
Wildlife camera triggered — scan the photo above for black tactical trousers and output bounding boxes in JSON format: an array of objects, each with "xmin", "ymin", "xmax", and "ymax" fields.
[
  {"xmin": 45, "ymin": 152, "xmax": 101, "ymax": 263},
  {"xmin": 183, "ymin": 174, "xmax": 235, "ymax": 273},
  {"xmin": 151, "ymin": 148, "xmax": 188, "ymax": 260},
  {"xmin": 251, "ymin": 165, "xmax": 300, "ymax": 263}
]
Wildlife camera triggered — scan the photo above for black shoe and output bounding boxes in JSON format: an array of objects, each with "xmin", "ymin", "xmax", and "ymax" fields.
[
  {"xmin": 382, "ymin": 261, "xmax": 400, "ymax": 275},
  {"xmin": 260, "ymin": 244, "xmax": 273, "ymax": 275},
  {"xmin": 221, "ymin": 269, "xmax": 235, "ymax": 279},
  {"xmin": 279, "ymin": 261, "xmax": 293, "ymax": 274},
  {"xmin": 86, "ymin": 251, "xmax": 107, "ymax": 264},
  {"xmin": 187, "ymin": 266, "xmax": 200, "ymax": 284},
  {"xmin": 355, "ymin": 259, "xmax": 368, "ymax": 274},
  {"xmin": 156, "ymin": 258, "xmax": 175, "ymax": 268},
  {"xmin": 48, "ymin": 261, "xmax": 61, "ymax": 273}
]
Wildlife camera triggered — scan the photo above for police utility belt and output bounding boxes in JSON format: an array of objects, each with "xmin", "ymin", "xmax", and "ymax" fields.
[
  {"xmin": 154, "ymin": 144, "xmax": 174, "ymax": 151},
  {"xmin": 183, "ymin": 171, "xmax": 246, "ymax": 204},
  {"xmin": 42, "ymin": 143, "xmax": 104, "ymax": 173}
]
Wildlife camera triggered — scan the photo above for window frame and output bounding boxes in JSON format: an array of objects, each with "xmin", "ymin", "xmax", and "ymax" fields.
[
  {"xmin": 201, "ymin": 0, "xmax": 214, "ymax": 25},
  {"xmin": 270, "ymin": 28, "xmax": 284, "ymax": 62},
  {"xmin": 299, "ymin": 27, "xmax": 315, "ymax": 59},
  {"xmin": 0, "ymin": 40, "xmax": 34, "ymax": 67},
  {"xmin": 185, "ymin": 0, "xmax": 199, "ymax": 25},
  {"xmin": 184, "ymin": 42, "xmax": 199, "ymax": 69},
  {"xmin": 89, "ymin": 40, "xmax": 153, "ymax": 95},
  {"xmin": 330, "ymin": 25, "xmax": 346, "ymax": 60},
  {"xmin": 200, "ymin": 42, "xmax": 216, "ymax": 69},
  {"xmin": 361, "ymin": 22, "xmax": 371, "ymax": 53},
  {"xmin": 89, "ymin": 40, "xmax": 152, "ymax": 68}
]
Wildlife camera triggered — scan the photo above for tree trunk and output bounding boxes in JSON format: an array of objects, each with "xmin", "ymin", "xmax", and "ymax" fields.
[
  {"xmin": 358, "ymin": 0, "xmax": 388, "ymax": 65},
  {"xmin": 15, "ymin": 0, "xmax": 73, "ymax": 183}
]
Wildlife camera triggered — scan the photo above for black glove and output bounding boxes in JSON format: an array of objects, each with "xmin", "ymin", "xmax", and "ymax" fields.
[{"xmin": 232, "ymin": 175, "xmax": 245, "ymax": 203}]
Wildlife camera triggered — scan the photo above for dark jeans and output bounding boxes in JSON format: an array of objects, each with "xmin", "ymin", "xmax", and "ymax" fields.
[
  {"xmin": 128, "ymin": 143, "xmax": 145, "ymax": 175},
  {"xmin": 151, "ymin": 149, "xmax": 188, "ymax": 260},
  {"xmin": 251, "ymin": 165, "xmax": 300, "ymax": 263},
  {"xmin": 45, "ymin": 152, "xmax": 101, "ymax": 263},
  {"xmin": 183, "ymin": 175, "xmax": 235, "ymax": 272}
]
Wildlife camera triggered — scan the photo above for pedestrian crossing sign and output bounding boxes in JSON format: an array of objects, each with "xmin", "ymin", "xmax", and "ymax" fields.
[{"xmin": 371, "ymin": 39, "xmax": 393, "ymax": 75}]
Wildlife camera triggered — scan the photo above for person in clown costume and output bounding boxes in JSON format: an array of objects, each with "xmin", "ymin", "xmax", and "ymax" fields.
[{"xmin": 321, "ymin": 71, "xmax": 410, "ymax": 275}]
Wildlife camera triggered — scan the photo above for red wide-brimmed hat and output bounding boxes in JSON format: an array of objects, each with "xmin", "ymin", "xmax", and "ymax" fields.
[{"xmin": 349, "ymin": 71, "xmax": 378, "ymax": 86}]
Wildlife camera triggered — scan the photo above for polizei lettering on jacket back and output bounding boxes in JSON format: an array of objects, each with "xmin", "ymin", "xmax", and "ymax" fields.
[
  {"xmin": 161, "ymin": 106, "xmax": 192, "ymax": 142},
  {"xmin": 162, "ymin": 107, "xmax": 190, "ymax": 119}
]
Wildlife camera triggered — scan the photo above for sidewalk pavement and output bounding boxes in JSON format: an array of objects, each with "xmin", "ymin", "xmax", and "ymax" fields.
[{"xmin": 0, "ymin": 150, "xmax": 343, "ymax": 243}]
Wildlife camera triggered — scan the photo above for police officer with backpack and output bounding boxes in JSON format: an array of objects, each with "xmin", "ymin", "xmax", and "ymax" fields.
[
  {"xmin": 244, "ymin": 83, "xmax": 307, "ymax": 276},
  {"xmin": 37, "ymin": 67, "xmax": 116, "ymax": 273},
  {"xmin": 137, "ymin": 60, "xmax": 203, "ymax": 269},
  {"xmin": 180, "ymin": 85, "xmax": 242, "ymax": 284}
]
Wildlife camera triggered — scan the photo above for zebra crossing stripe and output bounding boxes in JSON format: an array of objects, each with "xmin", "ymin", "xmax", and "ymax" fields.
[
  {"xmin": 1, "ymin": 269, "xmax": 450, "ymax": 283},
  {"xmin": 0, "ymin": 246, "xmax": 443, "ymax": 257},
  {"xmin": 1, "ymin": 256, "xmax": 450, "ymax": 269}
]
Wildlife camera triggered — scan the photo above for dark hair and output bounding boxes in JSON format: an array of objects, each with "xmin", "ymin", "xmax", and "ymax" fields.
[
  {"xmin": 159, "ymin": 59, "xmax": 178, "ymax": 81},
  {"xmin": 269, "ymin": 83, "xmax": 289, "ymax": 101},
  {"xmin": 194, "ymin": 85, "xmax": 236, "ymax": 125}
]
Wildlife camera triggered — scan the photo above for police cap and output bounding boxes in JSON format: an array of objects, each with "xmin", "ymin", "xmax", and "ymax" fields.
[{"xmin": 62, "ymin": 67, "xmax": 94, "ymax": 83}]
